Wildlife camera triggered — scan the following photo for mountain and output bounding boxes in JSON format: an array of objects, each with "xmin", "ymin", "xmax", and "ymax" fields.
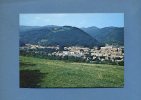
[
  {"xmin": 20, "ymin": 26, "xmax": 100, "ymax": 47},
  {"xmin": 95, "ymin": 27, "xmax": 124, "ymax": 46},
  {"xmin": 81, "ymin": 27, "xmax": 124, "ymax": 46},
  {"xmin": 81, "ymin": 26, "xmax": 100, "ymax": 37}
]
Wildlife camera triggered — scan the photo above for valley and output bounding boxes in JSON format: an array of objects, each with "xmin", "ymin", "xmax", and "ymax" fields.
[{"xmin": 19, "ymin": 25, "xmax": 124, "ymax": 88}]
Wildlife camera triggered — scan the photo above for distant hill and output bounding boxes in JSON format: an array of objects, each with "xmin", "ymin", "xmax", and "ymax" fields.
[
  {"xmin": 81, "ymin": 27, "xmax": 124, "ymax": 46},
  {"xmin": 81, "ymin": 26, "xmax": 100, "ymax": 37},
  {"xmin": 20, "ymin": 25, "xmax": 100, "ymax": 47}
]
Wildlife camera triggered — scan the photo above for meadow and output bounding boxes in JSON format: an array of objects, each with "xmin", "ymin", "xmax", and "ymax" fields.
[{"xmin": 20, "ymin": 56, "xmax": 124, "ymax": 88}]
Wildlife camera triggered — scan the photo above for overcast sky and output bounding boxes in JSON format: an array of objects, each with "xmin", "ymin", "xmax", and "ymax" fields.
[{"xmin": 20, "ymin": 13, "xmax": 124, "ymax": 28}]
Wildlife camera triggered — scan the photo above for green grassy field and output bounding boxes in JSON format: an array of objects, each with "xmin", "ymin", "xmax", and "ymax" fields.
[{"xmin": 20, "ymin": 56, "xmax": 124, "ymax": 88}]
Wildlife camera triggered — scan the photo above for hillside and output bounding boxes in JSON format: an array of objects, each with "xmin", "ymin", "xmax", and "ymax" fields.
[
  {"xmin": 20, "ymin": 56, "xmax": 124, "ymax": 88},
  {"xmin": 20, "ymin": 26, "xmax": 99, "ymax": 47},
  {"xmin": 81, "ymin": 26, "xmax": 100, "ymax": 37},
  {"xmin": 82, "ymin": 27, "xmax": 124, "ymax": 46}
]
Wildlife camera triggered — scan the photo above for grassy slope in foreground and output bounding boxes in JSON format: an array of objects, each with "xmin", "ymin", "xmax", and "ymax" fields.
[{"xmin": 20, "ymin": 56, "xmax": 124, "ymax": 88}]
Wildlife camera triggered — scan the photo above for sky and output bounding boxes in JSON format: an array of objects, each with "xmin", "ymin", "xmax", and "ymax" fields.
[{"xmin": 20, "ymin": 13, "xmax": 124, "ymax": 28}]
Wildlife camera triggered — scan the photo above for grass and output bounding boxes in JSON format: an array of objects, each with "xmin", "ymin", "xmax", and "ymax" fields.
[{"xmin": 20, "ymin": 56, "xmax": 124, "ymax": 88}]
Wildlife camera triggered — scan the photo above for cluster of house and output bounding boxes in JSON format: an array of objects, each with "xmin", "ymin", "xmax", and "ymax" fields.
[
  {"xmin": 51, "ymin": 45, "xmax": 124, "ymax": 62},
  {"xmin": 20, "ymin": 44, "xmax": 59, "ymax": 50},
  {"xmin": 91, "ymin": 46, "xmax": 124, "ymax": 62},
  {"xmin": 51, "ymin": 46, "xmax": 89, "ymax": 57},
  {"xmin": 20, "ymin": 44, "xmax": 124, "ymax": 62}
]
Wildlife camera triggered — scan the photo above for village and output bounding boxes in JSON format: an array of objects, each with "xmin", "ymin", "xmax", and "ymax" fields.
[{"xmin": 20, "ymin": 44, "xmax": 124, "ymax": 63}]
